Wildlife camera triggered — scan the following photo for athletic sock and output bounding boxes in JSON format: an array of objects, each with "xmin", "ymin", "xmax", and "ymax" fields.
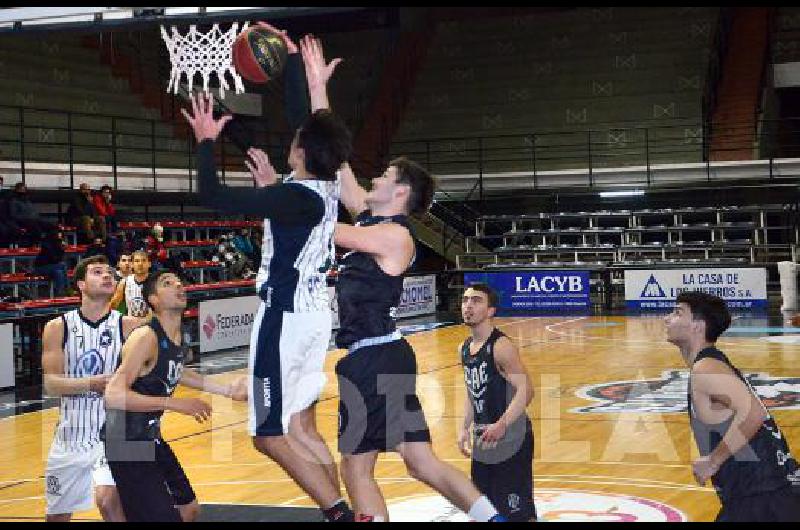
[
  {"xmin": 468, "ymin": 495, "xmax": 499, "ymax": 522},
  {"xmin": 322, "ymin": 499, "xmax": 355, "ymax": 522}
]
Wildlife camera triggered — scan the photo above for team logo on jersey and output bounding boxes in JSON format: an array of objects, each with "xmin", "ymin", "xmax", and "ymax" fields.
[
  {"xmin": 46, "ymin": 475, "xmax": 61, "ymax": 496},
  {"xmin": 99, "ymin": 329, "xmax": 113, "ymax": 347},
  {"xmin": 166, "ymin": 359, "xmax": 184, "ymax": 393},
  {"xmin": 507, "ymin": 493, "xmax": 521, "ymax": 513},
  {"xmin": 572, "ymin": 370, "xmax": 800, "ymax": 413},
  {"xmin": 129, "ymin": 298, "xmax": 148, "ymax": 317},
  {"xmin": 75, "ymin": 349, "xmax": 104, "ymax": 377}
]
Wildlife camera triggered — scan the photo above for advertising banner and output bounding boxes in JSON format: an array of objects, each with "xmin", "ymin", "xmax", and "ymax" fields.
[
  {"xmin": 199, "ymin": 296, "xmax": 260, "ymax": 353},
  {"xmin": 0, "ymin": 324, "xmax": 13, "ymax": 388},
  {"xmin": 624, "ymin": 268, "xmax": 767, "ymax": 310},
  {"xmin": 463, "ymin": 271, "xmax": 591, "ymax": 310}
]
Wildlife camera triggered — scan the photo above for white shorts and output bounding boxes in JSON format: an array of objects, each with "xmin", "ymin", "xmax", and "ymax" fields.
[
  {"xmin": 248, "ymin": 306, "xmax": 331, "ymax": 436},
  {"xmin": 45, "ymin": 442, "xmax": 115, "ymax": 515}
]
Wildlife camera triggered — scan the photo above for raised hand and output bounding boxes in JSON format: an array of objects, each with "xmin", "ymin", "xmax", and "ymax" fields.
[
  {"xmin": 245, "ymin": 148, "xmax": 278, "ymax": 188},
  {"xmin": 255, "ymin": 21, "xmax": 298, "ymax": 54},
  {"xmin": 181, "ymin": 91, "xmax": 232, "ymax": 143},
  {"xmin": 300, "ymin": 34, "xmax": 342, "ymax": 90}
]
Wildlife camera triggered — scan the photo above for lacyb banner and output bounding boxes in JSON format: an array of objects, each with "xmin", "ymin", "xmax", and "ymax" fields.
[{"xmin": 464, "ymin": 270, "xmax": 591, "ymax": 310}]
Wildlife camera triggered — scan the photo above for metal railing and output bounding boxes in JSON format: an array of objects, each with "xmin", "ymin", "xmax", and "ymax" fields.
[{"xmin": 389, "ymin": 115, "xmax": 800, "ymax": 203}]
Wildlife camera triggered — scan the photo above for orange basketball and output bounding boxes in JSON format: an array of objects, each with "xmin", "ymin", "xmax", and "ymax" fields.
[{"xmin": 231, "ymin": 26, "xmax": 288, "ymax": 83}]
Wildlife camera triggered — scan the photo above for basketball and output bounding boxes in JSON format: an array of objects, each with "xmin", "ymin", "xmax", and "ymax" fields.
[{"xmin": 231, "ymin": 26, "xmax": 288, "ymax": 83}]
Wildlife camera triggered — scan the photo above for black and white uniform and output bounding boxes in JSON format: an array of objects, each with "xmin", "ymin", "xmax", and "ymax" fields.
[
  {"xmin": 197, "ymin": 143, "xmax": 339, "ymax": 437},
  {"xmin": 102, "ymin": 317, "xmax": 195, "ymax": 522},
  {"xmin": 461, "ymin": 328, "xmax": 536, "ymax": 522},
  {"xmin": 689, "ymin": 347, "xmax": 800, "ymax": 522},
  {"xmin": 45, "ymin": 309, "xmax": 122, "ymax": 515},
  {"xmin": 335, "ymin": 211, "xmax": 431, "ymax": 455},
  {"xmin": 123, "ymin": 275, "xmax": 148, "ymax": 318}
]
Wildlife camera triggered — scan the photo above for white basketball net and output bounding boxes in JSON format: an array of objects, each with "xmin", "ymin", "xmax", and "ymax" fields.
[{"xmin": 160, "ymin": 22, "xmax": 249, "ymax": 99}]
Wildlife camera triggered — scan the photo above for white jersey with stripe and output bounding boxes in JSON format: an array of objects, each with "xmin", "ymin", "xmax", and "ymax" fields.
[
  {"xmin": 256, "ymin": 177, "xmax": 340, "ymax": 313},
  {"xmin": 124, "ymin": 275, "xmax": 148, "ymax": 317},
  {"xmin": 55, "ymin": 309, "xmax": 124, "ymax": 452}
]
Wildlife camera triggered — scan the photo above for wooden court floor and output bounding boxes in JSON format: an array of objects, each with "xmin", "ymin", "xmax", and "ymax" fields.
[{"xmin": 1, "ymin": 315, "xmax": 799, "ymax": 522}]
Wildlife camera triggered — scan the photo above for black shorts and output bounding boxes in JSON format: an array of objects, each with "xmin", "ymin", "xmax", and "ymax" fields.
[
  {"xmin": 471, "ymin": 424, "xmax": 536, "ymax": 522},
  {"xmin": 336, "ymin": 338, "xmax": 431, "ymax": 454},
  {"xmin": 717, "ymin": 486, "xmax": 800, "ymax": 522},
  {"xmin": 106, "ymin": 438, "xmax": 196, "ymax": 522}
]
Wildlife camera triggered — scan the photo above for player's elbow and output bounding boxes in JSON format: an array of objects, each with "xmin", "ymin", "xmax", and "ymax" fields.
[{"xmin": 104, "ymin": 386, "xmax": 125, "ymax": 410}]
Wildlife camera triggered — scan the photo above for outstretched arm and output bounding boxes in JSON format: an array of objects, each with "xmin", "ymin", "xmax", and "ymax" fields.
[
  {"xmin": 180, "ymin": 368, "xmax": 248, "ymax": 401},
  {"xmin": 253, "ymin": 21, "xmax": 308, "ymax": 132},
  {"xmin": 339, "ymin": 162, "xmax": 368, "ymax": 218},
  {"xmin": 183, "ymin": 92, "xmax": 324, "ymax": 224},
  {"xmin": 300, "ymin": 34, "xmax": 342, "ymax": 112},
  {"xmin": 104, "ymin": 327, "xmax": 212, "ymax": 422}
]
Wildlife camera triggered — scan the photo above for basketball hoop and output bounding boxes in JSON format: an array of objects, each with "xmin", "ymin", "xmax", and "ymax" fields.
[{"xmin": 160, "ymin": 22, "xmax": 248, "ymax": 99}]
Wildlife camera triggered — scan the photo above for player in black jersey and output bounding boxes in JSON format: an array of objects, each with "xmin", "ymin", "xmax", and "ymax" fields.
[
  {"xmin": 334, "ymin": 160, "xmax": 505, "ymax": 522},
  {"xmin": 103, "ymin": 270, "xmax": 248, "ymax": 522},
  {"xmin": 459, "ymin": 283, "xmax": 537, "ymax": 522},
  {"xmin": 665, "ymin": 291, "xmax": 800, "ymax": 521}
]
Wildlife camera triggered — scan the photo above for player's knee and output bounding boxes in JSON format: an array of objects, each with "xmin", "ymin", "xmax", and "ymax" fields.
[
  {"xmin": 178, "ymin": 500, "xmax": 201, "ymax": 522},
  {"xmin": 252, "ymin": 434, "xmax": 284, "ymax": 457},
  {"xmin": 95, "ymin": 487, "xmax": 120, "ymax": 520},
  {"xmin": 341, "ymin": 454, "xmax": 367, "ymax": 476},
  {"xmin": 401, "ymin": 450, "xmax": 439, "ymax": 484}
]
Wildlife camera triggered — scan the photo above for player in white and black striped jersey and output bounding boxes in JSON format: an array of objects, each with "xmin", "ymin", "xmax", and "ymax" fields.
[
  {"xmin": 41, "ymin": 255, "xmax": 147, "ymax": 522},
  {"xmin": 182, "ymin": 32, "xmax": 358, "ymax": 522},
  {"xmin": 109, "ymin": 250, "xmax": 150, "ymax": 318}
]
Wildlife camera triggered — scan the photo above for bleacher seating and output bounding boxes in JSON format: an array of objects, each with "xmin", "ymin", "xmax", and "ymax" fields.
[
  {"xmin": 774, "ymin": 7, "xmax": 800, "ymax": 63},
  {"xmin": 0, "ymin": 32, "xmax": 188, "ymax": 168},
  {"xmin": 459, "ymin": 203, "xmax": 798, "ymax": 269},
  {"xmin": 392, "ymin": 7, "xmax": 720, "ymax": 174}
]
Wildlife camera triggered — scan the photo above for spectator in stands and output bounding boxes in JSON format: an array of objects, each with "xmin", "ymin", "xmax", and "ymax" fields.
[
  {"xmin": 105, "ymin": 229, "xmax": 126, "ymax": 268},
  {"xmin": 67, "ymin": 183, "xmax": 99, "ymax": 244},
  {"xmin": 8, "ymin": 182, "xmax": 57, "ymax": 240},
  {"xmin": 250, "ymin": 225, "xmax": 263, "ymax": 260},
  {"xmin": 145, "ymin": 223, "xmax": 181, "ymax": 273},
  {"xmin": 144, "ymin": 223, "xmax": 167, "ymax": 270},
  {"xmin": 92, "ymin": 185, "xmax": 117, "ymax": 237},
  {"xmin": 212, "ymin": 232, "xmax": 255, "ymax": 280},
  {"xmin": 232, "ymin": 227, "xmax": 258, "ymax": 264},
  {"xmin": 33, "ymin": 230, "xmax": 69, "ymax": 297}
]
